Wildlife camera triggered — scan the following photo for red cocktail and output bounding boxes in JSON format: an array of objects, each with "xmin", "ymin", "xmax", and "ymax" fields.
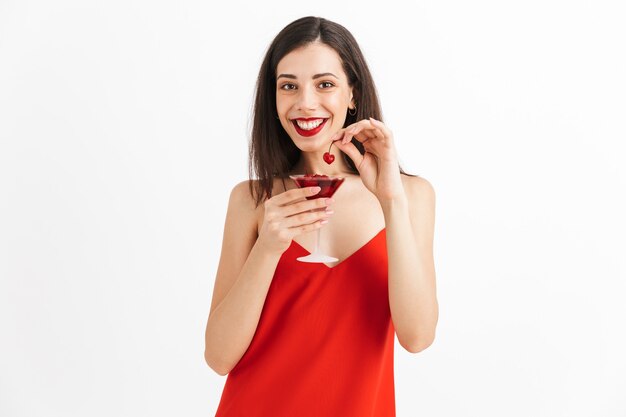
[
  {"xmin": 289, "ymin": 174, "xmax": 345, "ymax": 263},
  {"xmin": 291, "ymin": 174, "xmax": 345, "ymax": 199}
]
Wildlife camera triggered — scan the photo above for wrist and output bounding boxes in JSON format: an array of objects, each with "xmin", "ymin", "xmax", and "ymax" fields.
[{"xmin": 255, "ymin": 235, "xmax": 290, "ymax": 258}]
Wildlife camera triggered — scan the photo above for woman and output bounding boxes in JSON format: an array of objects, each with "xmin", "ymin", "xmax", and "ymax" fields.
[{"xmin": 205, "ymin": 16, "xmax": 438, "ymax": 416}]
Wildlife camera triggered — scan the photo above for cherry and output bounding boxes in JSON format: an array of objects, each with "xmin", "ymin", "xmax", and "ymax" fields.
[{"xmin": 323, "ymin": 137, "xmax": 341, "ymax": 165}]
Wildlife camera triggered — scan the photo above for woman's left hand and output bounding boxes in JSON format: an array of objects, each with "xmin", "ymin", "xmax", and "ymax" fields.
[{"xmin": 332, "ymin": 117, "xmax": 406, "ymax": 203}]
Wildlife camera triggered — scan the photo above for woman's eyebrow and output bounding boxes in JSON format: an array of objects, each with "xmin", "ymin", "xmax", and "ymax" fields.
[{"xmin": 277, "ymin": 72, "xmax": 338, "ymax": 80}]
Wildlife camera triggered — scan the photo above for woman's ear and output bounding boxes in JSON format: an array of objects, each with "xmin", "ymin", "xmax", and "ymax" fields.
[{"xmin": 349, "ymin": 87, "xmax": 358, "ymax": 108}]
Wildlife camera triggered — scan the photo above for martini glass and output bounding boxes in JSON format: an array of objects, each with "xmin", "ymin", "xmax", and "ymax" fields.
[{"xmin": 289, "ymin": 174, "xmax": 345, "ymax": 263}]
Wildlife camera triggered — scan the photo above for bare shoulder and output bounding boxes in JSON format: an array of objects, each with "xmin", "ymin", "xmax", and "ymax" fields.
[
  {"xmin": 229, "ymin": 179, "xmax": 260, "ymax": 208},
  {"xmin": 402, "ymin": 174, "xmax": 435, "ymax": 201},
  {"xmin": 402, "ymin": 174, "xmax": 436, "ymax": 245}
]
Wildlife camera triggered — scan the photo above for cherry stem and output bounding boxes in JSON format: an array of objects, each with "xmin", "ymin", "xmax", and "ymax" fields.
[{"xmin": 328, "ymin": 138, "xmax": 341, "ymax": 153}]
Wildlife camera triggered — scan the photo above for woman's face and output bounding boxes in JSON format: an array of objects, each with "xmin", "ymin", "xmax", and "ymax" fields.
[{"xmin": 275, "ymin": 42, "xmax": 354, "ymax": 151}]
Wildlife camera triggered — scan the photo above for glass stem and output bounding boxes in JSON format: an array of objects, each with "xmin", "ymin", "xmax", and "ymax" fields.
[{"xmin": 314, "ymin": 226, "xmax": 321, "ymax": 254}]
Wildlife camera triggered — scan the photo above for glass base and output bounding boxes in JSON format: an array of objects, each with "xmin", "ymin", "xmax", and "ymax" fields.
[{"xmin": 296, "ymin": 253, "xmax": 338, "ymax": 263}]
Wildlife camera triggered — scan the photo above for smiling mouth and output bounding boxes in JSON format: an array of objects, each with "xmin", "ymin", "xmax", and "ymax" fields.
[{"xmin": 291, "ymin": 118, "xmax": 329, "ymax": 137}]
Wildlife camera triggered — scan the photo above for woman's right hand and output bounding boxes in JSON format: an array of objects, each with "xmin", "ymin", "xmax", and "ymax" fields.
[{"xmin": 257, "ymin": 186, "xmax": 335, "ymax": 255}]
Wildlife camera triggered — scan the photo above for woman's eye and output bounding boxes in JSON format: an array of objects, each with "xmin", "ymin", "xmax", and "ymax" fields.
[{"xmin": 279, "ymin": 82, "xmax": 334, "ymax": 90}]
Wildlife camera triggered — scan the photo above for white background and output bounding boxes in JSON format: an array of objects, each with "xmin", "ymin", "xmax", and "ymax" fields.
[{"xmin": 1, "ymin": 0, "xmax": 625, "ymax": 416}]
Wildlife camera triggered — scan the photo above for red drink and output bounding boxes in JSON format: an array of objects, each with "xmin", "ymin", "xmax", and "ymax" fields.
[
  {"xmin": 288, "ymin": 174, "xmax": 345, "ymax": 263},
  {"xmin": 291, "ymin": 174, "xmax": 345, "ymax": 199}
]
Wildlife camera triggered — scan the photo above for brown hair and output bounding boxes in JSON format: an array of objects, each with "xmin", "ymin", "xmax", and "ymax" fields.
[{"xmin": 248, "ymin": 16, "xmax": 417, "ymax": 207}]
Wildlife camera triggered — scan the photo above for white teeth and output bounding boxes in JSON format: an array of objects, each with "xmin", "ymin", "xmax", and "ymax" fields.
[{"xmin": 295, "ymin": 119, "xmax": 324, "ymax": 130}]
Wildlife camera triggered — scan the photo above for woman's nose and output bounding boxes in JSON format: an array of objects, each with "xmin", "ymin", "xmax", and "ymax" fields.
[{"xmin": 296, "ymin": 85, "xmax": 318, "ymax": 110}]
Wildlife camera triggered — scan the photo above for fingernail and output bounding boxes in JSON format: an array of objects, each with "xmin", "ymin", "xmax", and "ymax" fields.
[
  {"xmin": 311, "ymin": 186, "xmax": 321, "ymax": 193},
  {"xmin": 326, "ymin": 198, "xmax": 334, "ymax": 205}
]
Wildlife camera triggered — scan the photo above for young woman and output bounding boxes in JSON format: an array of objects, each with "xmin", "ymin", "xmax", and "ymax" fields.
[{"xmin": 205, "ymin": 16, "xmax": 438, "ymax": 416}]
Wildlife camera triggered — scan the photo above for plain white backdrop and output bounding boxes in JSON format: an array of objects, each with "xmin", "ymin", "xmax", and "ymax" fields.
[{"xmin": 1, "ymin": 0, "xmax": 625, "ymax": 416}]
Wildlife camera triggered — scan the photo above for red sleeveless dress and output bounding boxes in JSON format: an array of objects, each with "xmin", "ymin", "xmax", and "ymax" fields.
[{"xmin": 214, "ymin": 228, "xmax": 395, "ymax": 417}]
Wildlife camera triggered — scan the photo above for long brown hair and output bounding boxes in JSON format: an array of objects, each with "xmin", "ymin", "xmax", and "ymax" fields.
[{"xmin": 248, "ymin": 16, "xmax": 416, "ymax": 207}]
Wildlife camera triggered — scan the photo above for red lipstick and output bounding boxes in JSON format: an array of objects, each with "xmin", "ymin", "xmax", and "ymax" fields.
[{"xmin": 292, "ymin": 118, "xmax": 329, "ymax": 137}]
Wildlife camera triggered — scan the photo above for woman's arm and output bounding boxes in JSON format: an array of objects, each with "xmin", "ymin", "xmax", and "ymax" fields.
[
  {"xmin": 331, "ymin": 118, "xmax": 439, "ymax": 353},
  {"xmin": 205, "ymin": 181, "xmax": 332, "ymax": 374},
  {"xmin": 383, "ymin": 175, "xmax": 438, "ymax": 353},
  {"xmin": 204, "ymin": 181, "xmax": 281, "ymax": 375}
]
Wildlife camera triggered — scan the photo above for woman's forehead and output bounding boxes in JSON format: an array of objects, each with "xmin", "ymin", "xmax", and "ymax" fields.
[{"xmin": 276, "ymin": 43, "xmax": 345, "ymax": 78}]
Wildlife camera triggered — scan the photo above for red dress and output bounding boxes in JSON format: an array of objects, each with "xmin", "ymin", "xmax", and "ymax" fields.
[{"xmin": 214, "ymin": 228, "xmax": 395, "ymax": 417}]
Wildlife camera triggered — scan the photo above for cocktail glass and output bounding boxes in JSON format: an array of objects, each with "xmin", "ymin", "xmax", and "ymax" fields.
[{"xmin": 289, "ymin": 174, "xmax": 345, "ymax": 263}]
